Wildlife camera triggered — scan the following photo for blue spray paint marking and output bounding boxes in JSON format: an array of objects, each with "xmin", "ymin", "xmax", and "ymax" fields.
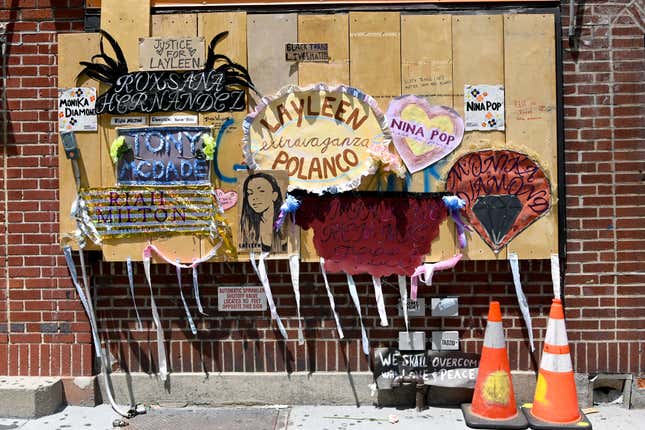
[
  {"xmin": 386, "ymin": 174, "xmax": 397, "ymax": 191},
  {"xmin": 213, "ymin": 117, "xmax": 236, "ymax": 183},
  {"xmin": 404, "ymin": 171, "xmax": 412, "ymax": 192},
  {"xmin": 422, "ymin": 159, "xmax": 448, "ymax": 192}
]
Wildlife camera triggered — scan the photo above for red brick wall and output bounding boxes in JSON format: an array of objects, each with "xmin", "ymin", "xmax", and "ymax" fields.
[
  {"xmin": 0, "ymin": 0, "xmax": 91, "ymax": 376},
  {"xmin": 0, "ymin": 1, "xmax": 643, "ymax": 378}
]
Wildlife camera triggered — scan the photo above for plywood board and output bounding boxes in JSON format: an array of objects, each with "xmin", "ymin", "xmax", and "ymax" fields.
[
  {"xmin": 349, "ymin": 12, "xmax": 401, "ymax": 112},
  {"xmin": 504, "ymin": 14, "xmax": 558, "ymax": 259},
  {"xmin": 99, "ymin": 0, "xmax": 151, "ymax": 188},
  {"xmin": 401, "ymin": 14, "xmax": 455, "ymax": 261},
  {"xmin": 247, "ymin": 13, "xmax": 298, "ymax": 97},
  {"xmin": 350, "ymin": 12, "xmax": 401, "ymax": 192},
  {"xmin": 297, "ymin": 14, "xmax": 350, "ymax": 262},
  {"xmin": 57, "ymin": 33, "xmax": 102, "ymax": 249},
  {"xmin": 448, "ymin": 14, "xmax": 505, "ymax": 260},
  {"xmin": 298, "ymin": 14, "xmax": 349, "ymax": 86},
  {"xmin": 198, "ymin": 12, "xmax": 248, "ymax": 261}
]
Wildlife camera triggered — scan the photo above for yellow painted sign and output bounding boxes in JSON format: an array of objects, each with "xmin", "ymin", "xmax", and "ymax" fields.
[{"xmin": 243, "ymin": 84, "xmax": 389, "ymax": 194}]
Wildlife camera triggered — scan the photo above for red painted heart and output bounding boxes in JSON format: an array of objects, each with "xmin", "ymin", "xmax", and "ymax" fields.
[
  {"xmin": 386, "ymin": 95, "xmax": 464, "ymax": 173},
  {"xmin": 445, "ymin": 150, "xmax": 552, "ymax": 252}
]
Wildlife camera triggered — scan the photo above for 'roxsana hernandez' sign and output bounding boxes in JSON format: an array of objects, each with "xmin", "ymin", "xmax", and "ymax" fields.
[{"xmin": 78, "ymin": 31, "xmax": 255, "ymax": 115}]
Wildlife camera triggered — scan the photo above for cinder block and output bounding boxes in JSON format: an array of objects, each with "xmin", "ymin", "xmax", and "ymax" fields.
[{"xmin": 0, "ymin": 377, "xmax": 64, "ymax": 418}]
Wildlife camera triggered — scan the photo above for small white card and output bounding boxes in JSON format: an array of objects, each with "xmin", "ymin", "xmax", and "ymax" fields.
[
  {"xmin": 464, "ymin": 84, "xmax": 505, "ymax": 131},
  {"xmin": 58, "ymin": 87, "xmax": 97, "ymax": 132},
  {"xmin": 431, "ymin": 331, "xmax": 460, "ymax": 351}
]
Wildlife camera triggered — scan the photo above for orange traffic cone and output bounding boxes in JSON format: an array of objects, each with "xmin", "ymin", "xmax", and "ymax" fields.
[
  {"xmin": 522, "ymin": 299, "xmax": 592, "ymax": 429},
  {"xmin": 461, "ymin": 301, "xmax": 528, "ymax": 429}
]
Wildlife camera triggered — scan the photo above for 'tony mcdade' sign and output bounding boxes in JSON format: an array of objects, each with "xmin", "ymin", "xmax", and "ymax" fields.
[{"xmin": 243, "ymin": 84, "xmax": 388, "ymax": 194}]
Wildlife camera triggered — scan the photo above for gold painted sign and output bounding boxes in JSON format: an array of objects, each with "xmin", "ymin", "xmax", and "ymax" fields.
[
  {"xmin": 80, "ymin": 185, "xmax": 218, "ymax": 238},
  {"xmin": 243, "ymin": 84, "xmax": 389, "ymax": 194}
]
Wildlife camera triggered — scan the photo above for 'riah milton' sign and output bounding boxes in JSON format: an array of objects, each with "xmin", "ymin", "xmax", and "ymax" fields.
[
  {"xmin": 139, "ymin": 37, "xmax": 205, "ymax": 71},
  {"xmin": 116, "ymin": 126, "xmax": 211, "ymax": 185},
  {"xmin": 78, "ymin": 31, "xmax": 255, "ymax": 115},
  {"xmin": 80, "ymin": 185, "xmax": 216, "ymax": 239},
  {"xmin": 373, "ymin": 348, "xmax": 479, "ymax": 389}
]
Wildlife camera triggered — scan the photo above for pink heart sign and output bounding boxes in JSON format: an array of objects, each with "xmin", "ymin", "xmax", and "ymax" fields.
[
  {"xmin": 386, "ymin": 95, "xmax": 464, "ymax": 173},
  {"xmin": 215, "ymin": 189, "xmax": 238, "ymax": 211}
]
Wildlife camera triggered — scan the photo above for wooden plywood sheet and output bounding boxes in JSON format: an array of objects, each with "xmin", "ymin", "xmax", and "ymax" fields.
[
  {"xmin": 99, "ymin": 0, "xmax": 151, "ymax": 188},
  {"xmin": 151, "ymin": 13, "xmax": 196, "ymax": 37},
  {"xmin": 297, "ymin": 14, "xmax": 349, "ymax": 86},
  {"xmin": 247, "ymin": 13, "xmax": 298, "ymax": 97},
  {"xmin": 297, "ymin": 14, "xmax": 350, "ymax": 262},
  {"xmin": 448, "ymin": 14, "xmax": 505, "ymax": 260},
  {"xmin": 57, "ymin": 33, "xmax": 102, "ymax": 249},
  {"xmin": 504, "ymin": 14, "xmax": 557, "ymax": 259},
  {"xmin": 401, "ymin": 14, "xmax": 455, "ymax": 261},
  {"xmin": 198, "ymin": 12, "xmax": 248, "ymax": 261},
  {"xmin": 349, "ymin": 11, "xmax": 401, "ymax": 112},
  {"xmin": 350, "ymin": 11, "xmax": 401, "ymax": 192}
]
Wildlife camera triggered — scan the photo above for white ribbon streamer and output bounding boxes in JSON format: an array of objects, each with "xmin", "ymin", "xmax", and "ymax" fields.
[
  {"xmin": 319, "ymin": 258, "xmax": 344, "ymax": 339},
  {"xmin": 192, "ymin": 266, "xmax": 207, "ymax": 316},
  {"xmin": 250, "ymin": 252, "xmax": 287, "ymax": 339},
  {"xmin": 550, "ymin": 253, "xmax": 561, "ymax": 300},
  {"xmin": 126, "ymin": 257, "xmax": 143, "ymax": 330},
  {"xmin": 398, "ymin": 275, "xmax": 409, "ymax": 331},
  {"xmin": 175, "ymin": 261, "xmax": 197, "ymax": 336},
  {"xmin": 346, "ymin": 274, "xmax": 369, "ymax": 355},
  {"xmin": 289, "ymin": 254, "xmax": 304, "ymax": 345},
  {"xmin": 509, "ymin": 252, "xmax": 535, "ymax": 352},
  {"xmin": 143, "ymin": 255, "xmax": 168, "ymax": 381},
  {"xmin": 63, "ymin": 246, "xmax": 101, "ymax": 358},
  {"xmin": 371, "ymin": 276, "xmax": 388, "ymax": 327}
]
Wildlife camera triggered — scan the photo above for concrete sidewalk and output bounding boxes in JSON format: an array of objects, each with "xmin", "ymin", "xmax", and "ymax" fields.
[{"xmin": 1, "ymin": 404, "xmax": 643, "ymax": 430}]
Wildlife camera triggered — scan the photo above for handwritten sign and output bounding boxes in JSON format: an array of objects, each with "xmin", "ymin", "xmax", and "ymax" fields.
[
  {"xmin": 386, "ymin": 95, "xmax": 464, "ymax": 173},
  {"xmin": 464, "ymin": 84, "xmax": 505, "ymax": 131},
  {"xmin": 244, "ymin": 84, "xmax": 390, "ymax": 194},
  {"xmin": 79, "ymin": 31, "xmax": 254, "ymax": 115},
  {"xmin": 111, "ymin": 116, "xmax": 147, "ymax": 126},
  {"xmin": 79, "ymin": 185, "xmax": 217, "ymax": 239},
  {"xmin": 285, "ymin": 43, "xmax": 329, "ymax": 62},
  {"xmin": 215, "ymin": 189, "xmax": 238, "ymax": 211},
  {"xmin": 445, "ymin": 150, "xmax": 552, "ymax": 252},
  {"xmin": 116, "ymin": 126, "xmax": 211, "ymax": 185},
  {"xmin": 139, "ymin": 37, "xmax": 204, "ymax": 71},
  {"xmin": 295, "ymin": 193, "xmax": 448, "ymax": 277},
  {"xmin": 150, "ymin": 114, "xmax": 198, "ymax": 125},
  {"xmin": 58, "ymin": 87, "xmax": 97, "ymax": 132},
  {"xmin": 218, "ymin": 286, "xmax": 267, "ymax": 311},
  {"xmin": 94, "ymin": 70, "xmax": 246, "ymax": 114},
  {"xmin": 373, "ymin": 348, "xmax": 480, "ymax": 389}
]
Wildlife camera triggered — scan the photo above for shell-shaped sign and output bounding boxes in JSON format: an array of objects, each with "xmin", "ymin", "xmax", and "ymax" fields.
[
  {"xmin": 445, "ymin": 150, "xmax": 552, "ymax": 252},
  {"xmin": 243, "ymin": 84, "xmax": 389, "ymax": 194}
]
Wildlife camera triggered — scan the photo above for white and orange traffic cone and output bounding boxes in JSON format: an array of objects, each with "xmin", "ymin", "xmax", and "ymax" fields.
[
  {"xmin": 522, "ymin": 298, "xmax": 592, "ymax": 429},
  {"xmin": 461, "ymin": 301, "xmax": 528, "ymax": 429}
]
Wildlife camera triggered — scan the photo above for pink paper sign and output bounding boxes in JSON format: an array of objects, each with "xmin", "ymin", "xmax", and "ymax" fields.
[
  {"xmin": 215, "ymin": 189, "xmax": 238, "ymax": 211},
  {"xmin": 386, "ymin": 95, "xmax": 464, "ymax": 173}
]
